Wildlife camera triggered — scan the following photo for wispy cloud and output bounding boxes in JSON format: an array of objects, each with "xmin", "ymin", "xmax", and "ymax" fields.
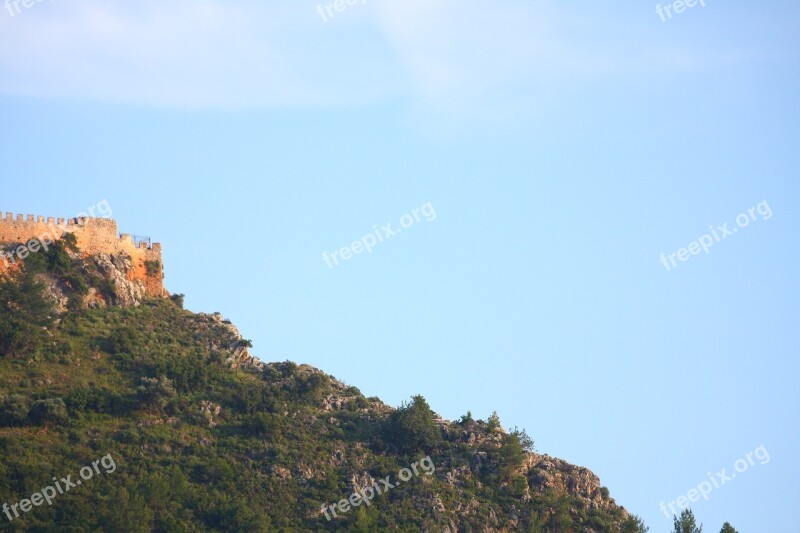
[
  {"xmin": 0, "ymin": 0, "xmax": 400, "ymax": 109},
  {"xmin": 0, "ymin": 0, "xmax": 731, "ymax": 113}
]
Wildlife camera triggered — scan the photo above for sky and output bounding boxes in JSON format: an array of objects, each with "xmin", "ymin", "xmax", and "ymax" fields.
[{"xmin": 1, "ymin": 1, "xmax": 799, "ymax": 530}]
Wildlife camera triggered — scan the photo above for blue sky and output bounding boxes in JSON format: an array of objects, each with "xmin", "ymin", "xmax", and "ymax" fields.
[{"xmin": 2, "ymin": 1, "xmax": 799, "ymax": 530}]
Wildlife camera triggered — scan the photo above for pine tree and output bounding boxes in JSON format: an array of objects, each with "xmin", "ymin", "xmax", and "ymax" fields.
[
  {"xmin": 673, "ymin": 509, "xmax": 703, "ymax": 533},
  {"xmin": 719, "ymin": 522, "xmax": 738, "ymax": 533}
]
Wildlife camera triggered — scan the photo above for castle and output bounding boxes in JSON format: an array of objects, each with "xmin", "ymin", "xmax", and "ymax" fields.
[{"xmin": 0, "ymin": 212, "xmax": 165, "ymax": 297}]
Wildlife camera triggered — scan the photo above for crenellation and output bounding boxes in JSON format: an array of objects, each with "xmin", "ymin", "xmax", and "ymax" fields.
[{"xmin": 0, "ymin": 214, "xmax": 165, "ymax": 298}]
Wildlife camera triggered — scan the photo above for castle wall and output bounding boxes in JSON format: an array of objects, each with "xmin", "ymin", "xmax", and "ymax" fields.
[
  {"xmin": 0, "ymin": 213, "xmax": 165, "ymax": 297},
  {"xmin": 0, "ymin": 212, "xmax": 70, "ymax": 245}
]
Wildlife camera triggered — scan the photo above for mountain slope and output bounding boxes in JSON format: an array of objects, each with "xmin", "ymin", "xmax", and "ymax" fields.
[{"xmin": 0, "ymin": 240, "xmax": 647, "ymax": 532}]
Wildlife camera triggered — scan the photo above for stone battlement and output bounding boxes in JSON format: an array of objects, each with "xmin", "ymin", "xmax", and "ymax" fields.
[{"xmin": 0, "ymin": 212, "xmax": 165, "ymax": 297}]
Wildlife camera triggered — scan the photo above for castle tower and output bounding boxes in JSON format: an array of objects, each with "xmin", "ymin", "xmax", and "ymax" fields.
[{"xmin": 0, "ymin": 213, "xmax": 166, "ymax": 297}]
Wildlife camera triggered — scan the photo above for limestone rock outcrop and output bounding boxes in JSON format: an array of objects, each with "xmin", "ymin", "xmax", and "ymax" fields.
[{"xmin": 93, "ymin": 253, "xmax": 147, "ymax": 307}]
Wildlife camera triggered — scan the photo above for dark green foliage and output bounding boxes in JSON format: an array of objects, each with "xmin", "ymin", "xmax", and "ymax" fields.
[
  {"xmin": 46, "ymin": 239, "xmax": 74, "ymax": 276},
  {"xmin": 673, "ymin": 508, "xmax": 703, "ymax": 533},
  {"xmin": 41, "ymin": 234, "xmax": 89, "ymax": 307},
  {"xmin": 297, "ymin": 370, "xmax": 329, "ymax": 401},
  {"xmin": 0, "ymin": 268, "xmax": 53, "ymax": 356},
  {"xmin": 0, "ymin": 394, "xmax": 30, "ymax": 426},
  {"xmin": 546, "ymin": 494, "xmax": 574, "ymax": 531},
  {"xmin": 719, "ymin": 522, "xmax": 738, "ymax": 533},
  {"xmin": 487, "ymin": 411, "xmax": 501, "ymax": 431},
  {"xmin": 136, "ymin": 376, "xmax": 177, "ymax": 413},
  {"xmin": 170, "ymin": 293, "xmax": 185, "ymax": 308},
  {"xmin": 96, "ymin": 486, "xmax": 153, "ymax": 532},
  {"xmin": 60, "ymin": 232, "xmax": 80, "ymax": 253},
  {"xmin": 493, "ymin": 429, "xmax": 531, "ymax": 478},
  {"xmin": 145, "ymin": 260, "xmax": 161, "ymax": 277},
  {"xmin": 29, "ymin": 398, "xmax": 68, "ymax": 426},
  {"xmin": 105, "ymin": 326, "xmax": 139, "ymax": 355},
  {"xmin": 353, "ymin": 395, "xmax": 369, "ymax": 409},
  {"xmin": 150, "ymin": 350, "xmax": 220, "ymax": 393},
  {"xmin": 385, "ymin": 395, "xmax": 443, "ymax": 455},
  {"xmin": 0, "ymin": 233, "xmax": 96, "ymax": 357},
  {"xmin": 512, "ymin": 426, "xmax": 534, "ymax": 452}
]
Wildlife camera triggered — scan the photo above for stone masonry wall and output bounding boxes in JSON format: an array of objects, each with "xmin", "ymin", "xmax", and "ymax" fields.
[{"xmin": 0, "ymin": 212, "xmax": 165, "ymax": 297}]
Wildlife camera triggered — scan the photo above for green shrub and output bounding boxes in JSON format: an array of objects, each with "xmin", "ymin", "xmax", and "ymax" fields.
[
  {"xmin": 459, "ymin": 411, "xmax": 475, "ymax": 425},
  {"xmin": 29, "ymin": 398, "xmax": 69, "ymax": 426},
  {"xmin": 0, "ymin": 394, "xmax": 30, "ymax": 426},
  {"xmin": 0, "ymin": 269, "xmax": 54, "ymax": 356},
  {"xmin": 105, "ymin": 327, "xmax": 139, "ymax": 355},
  {"xmin": 61, "ymin": 232, "xmax": 80, "ymax": 252},
  {"xmin": 486, "ymin": 411, "xmax": 501, "ymax": 431},
  {"xmin": 385, "ymin": 395, "xmax": 442, "ymax": 455},
  {"xmin": 136, "ymin": 376, "xmax": 177, "ymax": 413},
  {"xmin": 170, "ymin": 293, "xmax": 185, "ymax": 308}
]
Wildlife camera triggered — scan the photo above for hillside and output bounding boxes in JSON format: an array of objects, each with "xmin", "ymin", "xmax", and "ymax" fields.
[{"xmin": 0, "ymin": 235, "xmax": 648, "ymax": 531}]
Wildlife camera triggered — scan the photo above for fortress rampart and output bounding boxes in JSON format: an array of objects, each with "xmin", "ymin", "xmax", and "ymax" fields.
[{"xmin": 0, "ymin": 212, "xmax": 165, "ymax": 297}]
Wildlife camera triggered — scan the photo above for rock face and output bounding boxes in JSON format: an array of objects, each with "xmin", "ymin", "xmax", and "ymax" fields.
[
  {"xmin": 193, "ymin": 312, "xmax": 264, "ymax": 370},
  {"xmin": 35, "ymin": 252, "xmax": 151, "ymax": 311},
  {"xmin": 37, "ymin": 273, "xmax": 70, "ymax": 313},
  {"xmin": 526, "ymin": 453, "xmax": 608, "ymax": 506},
  {"xmin": 410, "ymin": 418, "xmax": 630, "ymax": 531},
  {"xmin": 199, "ymin": 400, "xmax": 222, "ymax": 427},
  {"xmin": 93, "ymin": 253, "xmax": 147, "ymax": 307}
]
